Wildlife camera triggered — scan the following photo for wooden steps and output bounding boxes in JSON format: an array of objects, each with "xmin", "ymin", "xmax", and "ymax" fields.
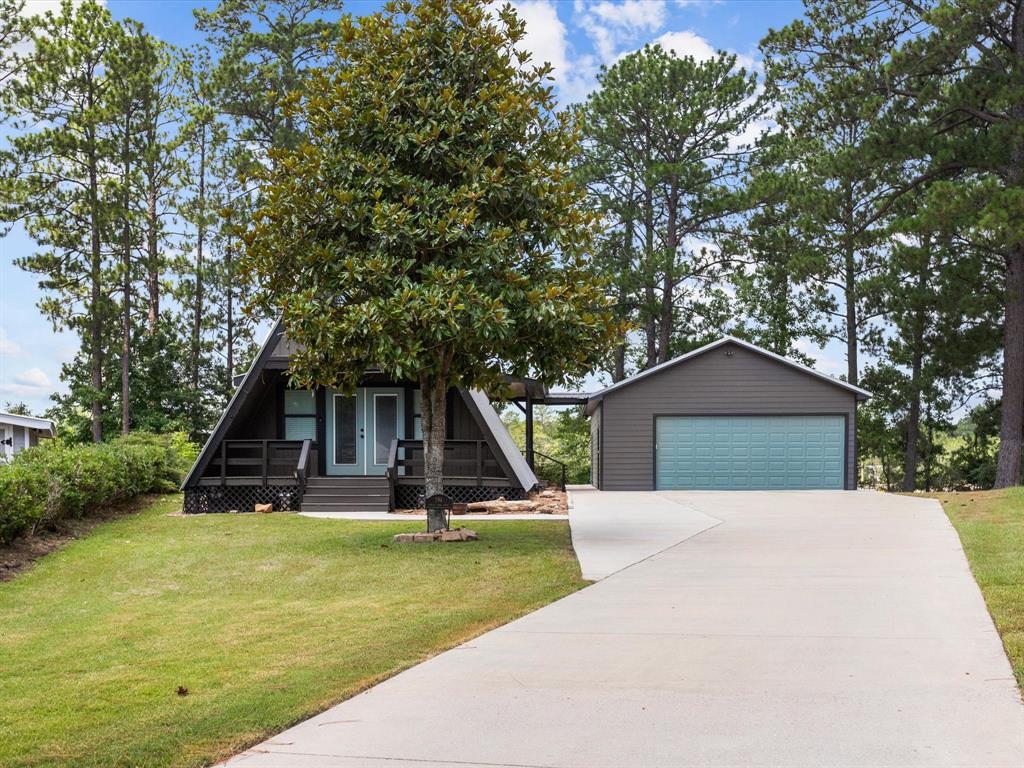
[{"xmin": 301, "ymin": 476, "xmax": 390, "ymax": 513}]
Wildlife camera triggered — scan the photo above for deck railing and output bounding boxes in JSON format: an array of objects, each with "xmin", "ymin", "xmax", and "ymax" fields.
[
  {"xmin": 385, "ymin": 438, "xmax": 505, "ymax": 504},
  {"xmin": 206, "ymin": 439, "xmax": 312, "ymax": 487}
]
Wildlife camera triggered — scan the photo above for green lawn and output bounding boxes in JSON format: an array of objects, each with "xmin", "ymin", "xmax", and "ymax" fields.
[
  {"xmin": 0, "ymin": 495, "xmax": 586, "ymax": 768},
  {"xmin": 929, "ymin": 487, "xmax": 1024, "ymax": 690}
]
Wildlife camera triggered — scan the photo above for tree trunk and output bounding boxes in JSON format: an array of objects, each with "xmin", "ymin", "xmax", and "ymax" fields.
[
  {"xmin": 225, "ymin": 230, "xmax": 234, "ymax": 388},
  {"xmin": 643, "ymin": 188, "xmax": 657, "ymax": 369},
  {"xmin": 191, "ymin": 126, "xmax": 206, "ymax": 432},
  {"xmin": 146, "ymin": 185, "xmax": 159, "ymax": 333},
  {"xmin": 420, "ymin": 373, "xmax": 449, "ymax": 532},
  {"xmin": 995, "ymin": 245, "xmax": 1024, "ymax": 487},
  {"xmin": 924, "ymin": 398, "xmax": 934, "ymax": 492},
  {"xmin": 903, "ymin": 259, "xmax": 927, "ymax": 492},
  {"xmin": 657, "ymin": 191, "xmax": 677, "ymax": 365},
  {"xmin": 121, "ymin": 115, "xmax": 132, "ymax": 436},
  {"xmin": 844, "ymin": 240, "xmax": 859, "ymax": 387},
  {"xmin": 902, "ymin": 345, "xmax": 923, "ymax": 492},
  {"xmin": 88, "ymin": 139, "xmax": 103, "ymax": 443},
  {"xmin": 612, "ymin": 343, "xmax": 625, "ymax": 383}
]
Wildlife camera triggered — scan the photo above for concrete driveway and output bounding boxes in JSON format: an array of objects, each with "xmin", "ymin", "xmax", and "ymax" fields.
[{"xmin": 224, "ymin": 489, "xmax": 1024, "ymax": 767}]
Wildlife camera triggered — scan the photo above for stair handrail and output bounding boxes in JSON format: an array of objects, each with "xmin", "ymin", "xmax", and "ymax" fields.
[
  {"xmin": 295, "ymin": 439, "xmax": 312, "ymax": 507},
  {"xmin": 385, "ymin": 438, "xmax": 400, "ymax": 510},
  {"xmin": 533, "ymin": 450, "xmax": 567, "ymax": 491}
]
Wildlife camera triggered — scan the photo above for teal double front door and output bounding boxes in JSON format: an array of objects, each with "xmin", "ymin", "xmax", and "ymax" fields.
[
  {"xmin": 655, "ymin": 415, "xmax": 845, "ymax": 490},
  {"xmin": 325, "ymin": 388, "xmax": 406, "ymax": 476}
]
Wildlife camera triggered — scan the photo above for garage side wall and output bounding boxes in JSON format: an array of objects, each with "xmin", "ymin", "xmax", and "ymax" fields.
[{"xmin": 599, "ymin": 343, "xmax": 858, "ymax": 490}]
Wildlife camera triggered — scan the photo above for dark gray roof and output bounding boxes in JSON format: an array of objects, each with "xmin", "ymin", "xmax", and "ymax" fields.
[
  {"xmin": 584, "ymin": 336, "xmax": 871, "ymax": 416},
  {"xmin": 181, "ymin": 319, "xmax": 287, "ymax": 488}
]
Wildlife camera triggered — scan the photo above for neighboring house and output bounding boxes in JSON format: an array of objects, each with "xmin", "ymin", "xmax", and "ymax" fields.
[
  {"xmin": 585, "ymin": 336, "xmax": 871, "ymax": 491},
  {"xmin": 181, "ymin": 321, "xmax": 541, "ymax": 514},
  {"xmin": 0, "ymin": 412, "xmax": 55, "ymax": 461}
]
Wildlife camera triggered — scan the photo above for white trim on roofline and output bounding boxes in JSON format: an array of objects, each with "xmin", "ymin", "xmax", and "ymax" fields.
[
  {"xmin": 584, "ymin": 336, "xmax": 871, "ymax": 415},
  {"xmin": 0, "ymin": 412, "xmax": 55, "ymax": 434}
]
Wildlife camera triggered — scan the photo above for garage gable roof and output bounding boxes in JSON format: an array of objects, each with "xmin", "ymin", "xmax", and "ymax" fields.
[{"xmin": 584, "ymin": 336, "xmax": 871, "ymax": 415}]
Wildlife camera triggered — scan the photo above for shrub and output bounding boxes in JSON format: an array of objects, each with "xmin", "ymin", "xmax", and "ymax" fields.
[{"xmin": 0, "ymin": 432, "xmax": 198, "ymax": 545}]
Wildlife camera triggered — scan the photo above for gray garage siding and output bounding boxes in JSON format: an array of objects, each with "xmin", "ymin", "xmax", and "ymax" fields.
[{"xmin": 598, "ymin": 342, "xmax": 858, "ymax": 491}]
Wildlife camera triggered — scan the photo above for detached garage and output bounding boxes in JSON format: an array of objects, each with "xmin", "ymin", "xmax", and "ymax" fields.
[{"xmin": 585, "ymin": 337, "xmax": 870, "ymax": 491}]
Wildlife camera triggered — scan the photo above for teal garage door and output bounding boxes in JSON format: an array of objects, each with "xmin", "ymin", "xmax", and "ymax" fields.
[{"xmin": 655, "ymin": 415, "xmax": 845, "ymax": 490}]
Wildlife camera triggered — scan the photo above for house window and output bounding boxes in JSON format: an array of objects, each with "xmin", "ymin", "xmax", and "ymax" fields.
[{"xmin": 284, "ymin": 389, "xmax": 316, "ymax": 441}]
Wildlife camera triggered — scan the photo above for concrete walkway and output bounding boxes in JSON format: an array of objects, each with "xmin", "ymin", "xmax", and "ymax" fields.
[{"xmin": 225, "ymin": 490, "xmax": 1024, "ymax": 768}]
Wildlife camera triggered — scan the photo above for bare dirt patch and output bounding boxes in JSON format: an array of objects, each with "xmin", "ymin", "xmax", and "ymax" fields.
[{"xmin": 0, "ymin": 494, "xmax": 166, "ymax": 582}]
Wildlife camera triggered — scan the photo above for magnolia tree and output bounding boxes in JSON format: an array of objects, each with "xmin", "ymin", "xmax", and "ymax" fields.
[{"xmin": 244, "ymin": 0, "xmax": 620, "ymax": 531}]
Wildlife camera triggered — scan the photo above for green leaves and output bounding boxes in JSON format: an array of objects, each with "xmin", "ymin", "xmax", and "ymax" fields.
[
  {"xmin": 244, "ymin": 0, "xmax": 619, "ymax": 395},
  {"xmin": 578, "ymin": 42, "xmax": 764, "ymax": 370}
]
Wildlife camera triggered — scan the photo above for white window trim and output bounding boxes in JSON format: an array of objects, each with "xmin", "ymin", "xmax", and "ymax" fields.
[{"xmin": 332, "ymin": 392, "xmax": 360, "ymax": 466}]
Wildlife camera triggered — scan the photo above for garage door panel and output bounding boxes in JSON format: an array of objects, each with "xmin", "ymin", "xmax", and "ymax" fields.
[{"xmin": 656, "ymin": 415, "xmax": 845, "ymax": 490}]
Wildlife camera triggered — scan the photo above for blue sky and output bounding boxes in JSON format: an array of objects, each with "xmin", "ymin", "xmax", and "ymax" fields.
[{"xmin": 1, "ymin": 0, "xmax": 816, "ymax": 414}]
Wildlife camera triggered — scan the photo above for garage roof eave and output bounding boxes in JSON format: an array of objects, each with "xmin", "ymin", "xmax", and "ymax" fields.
[{"xmin": 584, "ymin": 336, "xmax": 871, "ymax": 415}]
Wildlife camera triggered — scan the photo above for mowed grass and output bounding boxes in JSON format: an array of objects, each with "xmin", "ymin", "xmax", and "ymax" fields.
[
  {"xmin": 0, "ymin": 494, "xmax": 587, "ymax": 767},
  {"xmin": 928, "ymin": 487, "xmax": 1024, "ymax": 689}
]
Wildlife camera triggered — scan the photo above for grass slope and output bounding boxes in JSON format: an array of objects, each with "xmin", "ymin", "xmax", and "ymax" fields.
[
  {"xmin": 0, "ymin": 495, "xmax": 586, "ymax": 767},
  {"xmin": 930, "ymin": 487, "xmax": 1024, "ymax": 690}
]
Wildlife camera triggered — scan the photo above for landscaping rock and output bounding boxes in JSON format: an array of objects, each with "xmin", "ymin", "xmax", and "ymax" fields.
[
  {"xmin": 254, "ymin": 503, "xmax": 273, "ymax": 514},
  {"xmin": 393, "ymin": 528, "xmax": 478, "ymax": 543},
  {"xmin": 441, "ymin": 527, "xmax": 478, "ymax": 542}
]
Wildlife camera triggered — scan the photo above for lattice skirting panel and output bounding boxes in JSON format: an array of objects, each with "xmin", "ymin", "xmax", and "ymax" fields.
[
  {"xmin": 394, "ymin": 484, "xmax": 524, "ymax": 509},
  {"xmin": 183, "ymin": 485, "xmax": 301, "ymax": 514}
]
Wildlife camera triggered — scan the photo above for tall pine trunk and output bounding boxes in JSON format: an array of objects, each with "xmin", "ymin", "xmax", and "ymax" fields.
[
  {"xmin": 902, "ymin": 261, "xmax": 928, "ymax": 492},
  {"xmin": 612, "ymin": 344, "xmax": 626, "ymax": 383},
  {"xmin": 995, "ymin": 245, "xmax": 1024, "ymax": 487},
  {"xmin": 145, "ymin": 185, "xmax": 159, "ymax": 333},
  {"xmin": 191, "ymin": 125, "xmax": 207, "ymax": 433},
  {"xmin": 902, "ymin": 346, "xmax": 923, "ymax": 492},
  {"xmin": 844, "ymin": 240, "xmax": 859, "ymax": 388},
  {"xmin": 657, "ymin": 192, "xmax": 677, "ymax": 365},
  {"xmin": 643, "ymin": 188, "xmax": 657, "ymax": 368},
  {"xmin": 87, "ymin": 137, "xmax": 103, "ymax": 444},
  {"xmin": 120, "ymin": 113, "xmax": 132, "ymax": 435},
  {"xmin": 225, "ymin": 228, "xmax": 234, "ymax": 387}
]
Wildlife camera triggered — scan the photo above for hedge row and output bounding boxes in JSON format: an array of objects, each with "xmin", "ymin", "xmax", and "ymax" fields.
[{"xmin": 0, "ymin": 432, "xmax": 198, "ymax": 545}]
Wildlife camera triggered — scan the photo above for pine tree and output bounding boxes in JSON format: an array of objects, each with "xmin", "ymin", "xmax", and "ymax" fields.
[
  {"xmin": 760, "ymin": 2, "xmax": 910, "ymax": 387},
  {"xmin": 579, "ymin": 44, "xmax": 765, "ymax": 369},
  {"xmin": 193, "ymin": 0, "xmax": 344, "ymax": 153},
  {"xmin": 4, "ymin": 0, "xmax": 125, "ymax": 442}
]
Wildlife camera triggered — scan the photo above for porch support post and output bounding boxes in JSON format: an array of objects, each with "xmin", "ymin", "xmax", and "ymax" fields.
[{"xmin": 525, "ymin": 394, "xmax": 534, "ymax": 470}]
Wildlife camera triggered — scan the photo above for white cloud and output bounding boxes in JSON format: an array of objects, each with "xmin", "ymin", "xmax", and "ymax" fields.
[
  {"xmin": 577, "ymin": 0, "xmax": 668, "ymax": 63},
  {"xmin": 0, "ymin": 328, "xmax": 21, "ymax": 357},
  {"xmin": 0, "ymin": 365, "xmax": 54, "ymax": 400},
  {"xmin": 13, "ymin": 367, "xmax": 51, "ymax": 389},
  {"xmin": 21, "ymin": 0, "xmax": 105, "ymax": 17},
  {"xmin": 506, "ymin": 0, "xmax": 600, "ymax": 106},
  {"xmin": 589, "ymin": 1, "xmax": 666, "ymax": 32},
  {"xmin": 507, "ymin": 0, "xmax": 571, "ymax": 74},
  {"xmin": 794, "ymin": 338, "xmax": 847, "ymax": 378},
  {"xmin": 651, "ymin": 29, "xmax": 757, "ymax": 71}
]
